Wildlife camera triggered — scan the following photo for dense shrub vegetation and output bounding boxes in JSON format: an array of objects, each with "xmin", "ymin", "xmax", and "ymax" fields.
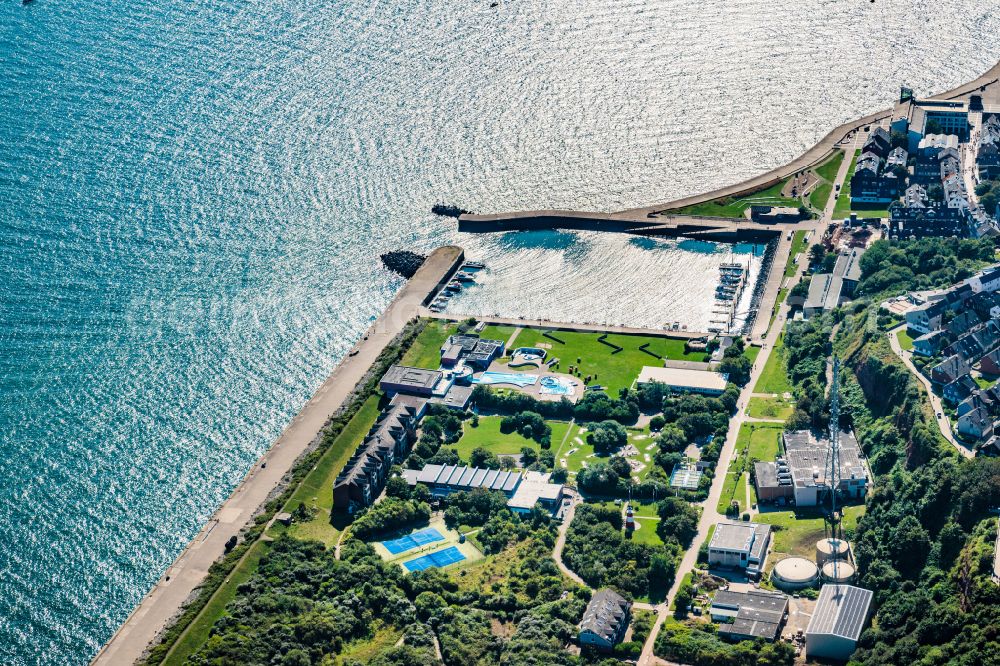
[{"xmin": 562, "ymin": 504, "xmax": 680, "ymax": 600}]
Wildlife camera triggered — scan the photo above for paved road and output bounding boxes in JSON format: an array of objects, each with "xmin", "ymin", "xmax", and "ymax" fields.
[
  {"xmin": 887, "ymin": 325, "xmax": 974, "ymax": 458},
  {"xmin": 636, "ymin": 186, "xmax": 833, "ymax": 665},
  {"xmin": 552, "ymin": 490, "xmax": 586, "ymax": 587},
  {"xmin": 93, "ymin": 246, "xmax": 465, "ymax": 666}
]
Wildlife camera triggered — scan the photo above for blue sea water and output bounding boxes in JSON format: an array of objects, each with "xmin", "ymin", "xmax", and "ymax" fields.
[{"xmin": 1, "ymin": 0, "xmax": 998, "ymax": 663}]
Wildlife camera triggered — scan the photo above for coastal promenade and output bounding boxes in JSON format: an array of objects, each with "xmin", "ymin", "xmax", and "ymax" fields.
[
  {"xmin": 92, "ymin": 246, "xmax": 464, "ymax": 666},
  {"xmin": 426, "ymin": 312, "xmax": 706, "ymax": 339}
]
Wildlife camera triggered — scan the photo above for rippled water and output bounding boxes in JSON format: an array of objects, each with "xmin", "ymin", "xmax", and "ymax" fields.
[{"xmin": 1, "ymin": 0, "xmax": 997, "ymax": 663}]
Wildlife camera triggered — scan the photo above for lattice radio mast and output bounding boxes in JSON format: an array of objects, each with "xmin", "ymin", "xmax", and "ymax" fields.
[{"xmin": 825, "ymin": 356, "xmax": 843, "ymax": 584}]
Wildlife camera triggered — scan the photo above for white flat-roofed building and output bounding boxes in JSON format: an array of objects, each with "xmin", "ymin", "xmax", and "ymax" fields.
[
  {"xmin": 507, "ymin": 471, "xmax": 564, "ymax": 513},
  {"xmin": 806, "ymin": 584, "xmax": 873, "ymax": 661},
  {"xmin": 635, "ymin": 366, "xmax": 728, "ymax": 395},
  {"xmin": 708, "ymin": 521, "xmax": 772, "ymax": 574}
]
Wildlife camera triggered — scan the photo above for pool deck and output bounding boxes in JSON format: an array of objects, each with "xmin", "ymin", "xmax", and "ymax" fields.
[{"xmin": 484, "ymin": 361, "xmax": 583, "ymax": 402}]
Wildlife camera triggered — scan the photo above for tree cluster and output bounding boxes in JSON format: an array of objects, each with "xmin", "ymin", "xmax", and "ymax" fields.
[
  {"xmin": 352, "ymin": 497, "xmax": 431, "ymax": 539},
  {"xmin": 562, "ymin": 504, "xmax": 680, "ymax": 599},
  {"xmin": 500, "ymin": 411, "xmax": 552, "ymax": 448}
]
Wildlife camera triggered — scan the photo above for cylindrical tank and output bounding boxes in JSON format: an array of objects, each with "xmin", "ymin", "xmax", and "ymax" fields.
[
  {"xmin": 771, "ymin": 557, "xmax": 819, "ymax": 591},
  {"xmin": 815, "ymin": 538, "xmax": 850, "ymax": 565},
  {"xmin": 821, "ymin": 560, "xmax": 856, "ymax": 584}
]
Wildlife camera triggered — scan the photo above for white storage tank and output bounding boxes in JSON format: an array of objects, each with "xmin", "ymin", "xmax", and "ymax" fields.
[
  {"xmin": 821, "ymin": 560, "xmax": 856, "ymax": 584},
  {"xmin": 815, "ymin": 538, "xmax": 850, "ymax": 565},
  {"xmin": 771, "ymin": 556, "xmax": 819, "ymax": 591}
]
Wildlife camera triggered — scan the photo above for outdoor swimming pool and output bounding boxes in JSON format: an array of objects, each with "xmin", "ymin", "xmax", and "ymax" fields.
[
  {"xmin": 472, "ymin": 371, "xmax": 538, "ymax": 387},
  {"xmin": 539, "ymin": 376, "xmax": 576, "ymax": 396}
]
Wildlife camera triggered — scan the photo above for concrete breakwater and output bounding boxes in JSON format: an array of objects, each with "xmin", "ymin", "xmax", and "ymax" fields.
[{"xmin": 458, "ymin": 209, "xmax": 782, "ymax": 242}]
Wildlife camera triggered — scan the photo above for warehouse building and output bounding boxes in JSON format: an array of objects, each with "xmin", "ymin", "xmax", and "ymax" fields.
[
  {"xmin": 806, "ymin": 584, "xmax": 873, "ymax": 661},
  {"xmin": 710, "ymin": 589, "xmax": 789, "ymax": 642}
]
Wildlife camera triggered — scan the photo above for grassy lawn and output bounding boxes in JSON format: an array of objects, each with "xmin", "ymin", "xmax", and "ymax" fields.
[
  {"xmin": 716, "ymin": 462, "xmax": 746, "ymax": 515},
  {"xmin": 559, "ymin": 424, "xmax": 599, "ymax": 476},
  {"xmin": 896, "ymin": 328, "xmax": 914, "ymax": 352},
  {"xmin": 509, "ymin": 328, "xmax": 708, "ymax": 394},
  {"xmin": 479, "ymin": 324, "xmax": 520, "ymax": 347},
  {"xmin": 745, "ymin": 345, "xmax": 762, "ymax": 365},
  {"xmin": 744, "ymin": 424, "xmax": 784, "ymax": 460},
  {"xmin": 162, "ymin": 541, "xmax": 271, "ymax": 666},
  {"xmin": 450, "ymin": 416, "xmax": 572, "ymax": 460},
  {"xmin": 784, "ymin": 230, "xmax": 808, "ymax": 278},
  {"xmin": 851, "ymin": 204, "xmax": 891, "ymax": 219},
  {"xmin": 746, "ymin": 397, "xmax": 795, "ymax": 422},
  {"xmin": 627, "ymin": 521, "xmax": 664, "ymax": 546},
  {"xmin": 976, "ymin": 374, "xmax": 999, "ymax": 390},
  {"xmin": 756, "ymin": 504, "xmax": 865, "ymax": 559},
  {"xmin": 833, "ymin": 150, "xmax": 860, "ymax": 219},
  {"xmin": 400, "ymin": 320, "xmax": 456, "ymax": 369},
  {"xmin": 814, "ymin": 150, "xmax": 845, "ymax": 183},
  {"xmin": 808, "ymin": 181, "xmax": 833, "ymax": 212},
  {"xmin": 665, "ymin": 178, "xmax": 799, "ymax": 218},
  {"xmin": 277, "ymin": 396, "xmax": 382, "ymax": 546},
  {"xmin": 753, "ymin": 334, "xmax": 793, "ymax": 395}
]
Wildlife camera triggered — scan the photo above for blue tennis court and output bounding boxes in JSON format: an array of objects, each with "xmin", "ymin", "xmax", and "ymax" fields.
[
  {"xmin": 403, "ymin": 546, "xmax": 466, "ymax": 572},
  {"xmin": 380, "ymin": 527, "xmax": 444, "ymax": 555}
]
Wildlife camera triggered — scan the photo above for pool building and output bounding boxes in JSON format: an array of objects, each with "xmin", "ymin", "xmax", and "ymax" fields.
[
  {"xmin": 402, "ymin": 464, "xmax": 566, "ymax": 515},
  {"xmin": 440, "ymin": 334, "xmax": 505, "ymax": 369}
]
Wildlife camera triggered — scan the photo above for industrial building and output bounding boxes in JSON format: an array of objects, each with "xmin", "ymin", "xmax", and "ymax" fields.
[
  {"xmin": 805, "ymin": 584, "xmax": 873, "ymax": 661},
  {"xmin": 752, "ymin": 430, "xmax": 870, "ymax": 507},
  {"xmin": 635, "ymin": 366, "xmax": 728, "ymax": 395},
  {"xmin": 710, "ymin": 589, "xmax": 789, "ymax": 642},
  {"xmin": 708, "ymin": 522, "xmax": 771, "ymax": 575},
  {"xmin": 578, "ymin": 588, "xmax": 631, "ymax": 651},
  {"xmin": 401, "ymin": 464, "xmax": 565, "ymax": 515}
]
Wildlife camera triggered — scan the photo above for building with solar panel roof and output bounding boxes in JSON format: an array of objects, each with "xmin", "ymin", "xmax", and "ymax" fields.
[{"xmin": 805, "ymin": 584, "xmax": 873, "ymax": 661}]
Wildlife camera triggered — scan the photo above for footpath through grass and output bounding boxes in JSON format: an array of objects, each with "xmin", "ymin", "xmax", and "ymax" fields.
[
  {"xmin": 807, "ymin": 151, "xmax": 844, "ymax": 212},
  {"xmin": 783, "ymin": 230, "xmax": 808, "ymax": 278}
]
